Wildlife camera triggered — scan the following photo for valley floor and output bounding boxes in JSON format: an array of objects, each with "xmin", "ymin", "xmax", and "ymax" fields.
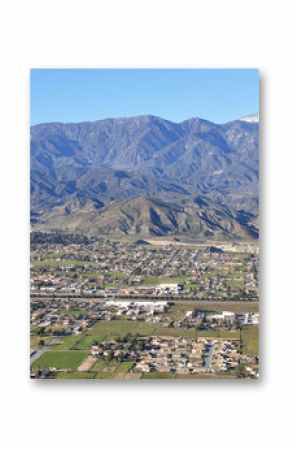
[{"xmin": 30, "ymin": 233, "xmax": 259, "ymax": 379}]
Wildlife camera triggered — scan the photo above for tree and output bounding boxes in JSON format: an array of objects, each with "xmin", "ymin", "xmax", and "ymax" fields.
[{"xmin": 37, "ymin": 327, "xmax": 45, "ymax": 336}]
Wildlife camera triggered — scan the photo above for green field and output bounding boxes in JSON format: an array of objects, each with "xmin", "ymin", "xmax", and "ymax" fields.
[
  {"xmin": 87, "ymin": 320, "xmax": 237, "ymax": 340},
  {"xmin": 31, "ymin": 351, "xmax": 88, "ymax": 370},
  {"xmin": 141, "ymin": 371, "xmax": 175, "ymax": 379},
  {"xmin": 154, "ymin": 327, "xmax": 197, "ymax": 337},
  {"xmin": 152, "ymin": 327, "xmax": 240, "ymax": 339},
  {"xmin": 170, "ymin": 301, "xmax": 259, "ymax": 313},
  {"xmin": 90, "ymin": 359, "xmax": 134, "ymax": 375},
  {"xmin": 183, "ymin": 284, "xmax": 199, "ymax": 290},
  {"xmin": 225, "ymin": 279, "xmax": 244, "ymax": 289},
  {"xmin": 87, "ymin": 320, "xmax": 158, "ymax": 338},
  {"xmin": 51, "ymin": 364, "xmax": 238, "ymax": 379},
  {"xmin": 55, "ymin": 371, "xmax": 96, "ymax": 379},
  {"xmin": 50, "ymin": 320, "xmax": 242, "ymax": 348},
  {"xmin": 51, "ymin": 334, "xmax": 103, "ymax": 350},
  {"xmin": 142, "ymin": 275, "xmax": 189, "ymax": 285},
  {"xmin": 241, "ymin": 325, "xmax": 259, "ymax": 356},
  {"xmin": 89, "ymin": 359, "xmax": 107, "ymax": 372},
  {"xmin": 74, "ymin": 335, "xmax": 101, "ymax": 349},
  {"xmin": 94, "ymin": 372, "xmax": 116, "ymax": 379},
  {"xmin": 50, "ymin": 335, "xmax": 83, "ymax": 350},
  {"xmin": 110, "ymin": 271, "xmax": 129, "ymax": 280},
  {"xmin": 51, "ymin": 360, "xmax": 135, "ymax": 379},
  {"xmin": 116, "ymin": 361, "xmax": 135, "ymax": 373}
]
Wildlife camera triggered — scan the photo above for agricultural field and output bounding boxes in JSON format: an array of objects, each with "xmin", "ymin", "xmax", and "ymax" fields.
[
  {"xmin": 49, "ymin": 335, "xmax": 84, "ymax": 350},
  {"xmin": 31, "ymin": 351, "xmax": 89, "ymax": 370},
  {"xmin": 87, "ymin": 320, "xmax": 158, "ymax": 338},
  {"xmin": 154, "ymin": 327, "xmax": 197, "ymax": 337},
  {"xmin": 85, "ymin": 319, "xmax": 241, "ymax": 340},
  {"xmin": 51, "ymin": 335, "xmax": 101, "ymax": 350},
  {"xmin": 52, "ymin": 359, "xmax": 136, "ymax": 379},
  {"xmin": 225, "ymin": 279, "xmax": 244, "ymax": 289},
  {"xmin": 55, "ymin": 372, "xmax": 96, "ymax": 379},
  {"xmin": 241, "ymin": 325, "xmax": 259, "ymax": 356},
  {"xmin": 141, "ymin": 372, "xmax": 175, "ymax": 379},
  {"xmin": 170, "ymin": 301, "xmax": 259, "ymax": 313},
  {"xmin": 142, "ymin": 275, "xmax": 190, "ymax": 285}
]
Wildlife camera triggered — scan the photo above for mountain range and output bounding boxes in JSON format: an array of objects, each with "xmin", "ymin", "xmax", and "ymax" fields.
[{"xmin": 31, "ymin": 114, "xmax": 259, "ymax": 241}]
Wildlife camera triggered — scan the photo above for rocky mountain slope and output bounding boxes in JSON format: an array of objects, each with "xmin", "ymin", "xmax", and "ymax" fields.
[{"xmin": 31, "ymin": 115, "xmax": 259, "ymax": 240}]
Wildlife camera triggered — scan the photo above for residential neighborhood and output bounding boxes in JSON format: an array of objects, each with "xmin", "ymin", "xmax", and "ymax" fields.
[
  {"xmin": 30, "ymin": 233, "xmax": 259, "ymax": 380},
  {"xmin": 31, "ymin": 233, "xmax": 259, "ymax": 301}
]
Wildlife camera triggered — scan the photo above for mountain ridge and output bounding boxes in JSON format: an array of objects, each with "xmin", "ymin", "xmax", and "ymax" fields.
[{"xmin": 31, "ymin": 114, "xmax": 259, "ymax": 241}]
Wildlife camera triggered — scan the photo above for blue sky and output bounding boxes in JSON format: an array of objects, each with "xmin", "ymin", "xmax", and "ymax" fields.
[{"xmin": 30, "ymin": 69, "xmax": 259, "ymax": 125}]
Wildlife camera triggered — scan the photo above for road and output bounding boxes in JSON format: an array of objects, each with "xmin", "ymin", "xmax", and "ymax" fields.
[{"xmin": 30, "ymin": 348, "xmax": 47, "ymax": 364}]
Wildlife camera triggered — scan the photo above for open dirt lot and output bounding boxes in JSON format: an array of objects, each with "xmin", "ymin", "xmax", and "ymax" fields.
[{"xmin": 77, "ymin": 355, "xmax": 96, "ymax": 372}]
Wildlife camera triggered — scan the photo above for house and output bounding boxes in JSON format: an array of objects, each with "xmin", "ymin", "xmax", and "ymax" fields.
[{"xmin": 155, "ymin": 283, "xmax": 183, "ymax": 294}]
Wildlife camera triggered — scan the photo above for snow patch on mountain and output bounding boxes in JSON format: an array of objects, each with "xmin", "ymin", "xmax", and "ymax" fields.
[{"xmin": 240, "ymin": 113, "xmax": 259, "ymax": 123}]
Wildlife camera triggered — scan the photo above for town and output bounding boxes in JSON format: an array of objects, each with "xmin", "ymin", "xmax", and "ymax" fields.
[
  {"xmin": 31, "ymin": 232, "xmax": 258, "ymax": 300},
  {"xmin": 30, "ymin": 232, "xmax": 259, "ymax": 379}
]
